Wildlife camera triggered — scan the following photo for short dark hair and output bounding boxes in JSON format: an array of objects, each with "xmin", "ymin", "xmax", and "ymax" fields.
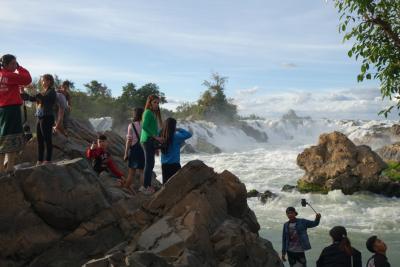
[
  {"xmin": 0, "ymin": 54, "xmax": 16, "ymax": 69},
  {"xmin": 97, "ymin": 134, "xmax": 107, "ymax": 141},
  {"xmin": 366, "ymin": 235, "xmax": 378, "ymax": 253}
]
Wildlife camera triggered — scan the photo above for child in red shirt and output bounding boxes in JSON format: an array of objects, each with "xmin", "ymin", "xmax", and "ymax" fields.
[{"xmin": 86, "ymin": 134, "xmax": 125, "ymax": 185}]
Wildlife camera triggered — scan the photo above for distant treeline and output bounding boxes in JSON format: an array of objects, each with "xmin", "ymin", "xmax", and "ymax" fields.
[{"xmin": 27, "ymin": 72, "xmax": 262, "ymax": 130}]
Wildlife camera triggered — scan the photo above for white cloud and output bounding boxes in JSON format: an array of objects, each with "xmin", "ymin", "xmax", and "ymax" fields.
[
  {"xmin": 233, "ymin": 87, "xmax": 397, "ymax": 120},
  {"xmin": 236, "ymin": 86, "xmax": 259, "ymax": 96}
]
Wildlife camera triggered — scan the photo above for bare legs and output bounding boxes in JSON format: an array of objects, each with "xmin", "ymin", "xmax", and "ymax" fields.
[
  {"xmin": 125, "ymin": 168, "xmax": 144, "ymax": 191},
  {"xmin": 0, "ymin": 152, "xmax": 16, "ymax": 173}
]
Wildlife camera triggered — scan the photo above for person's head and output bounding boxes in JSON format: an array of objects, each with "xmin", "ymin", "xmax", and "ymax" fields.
[
  {"xmin": 61, "ymin": 80, "xmax": 71, "ymax": 92},
  {"xmin": 41, "ymin": 74, "xmax": 55, "ymax": 90},
  {"xmin": 97, "ymin": 134, "xmax": 108, "ymax": 149},
  {"xmin": 286, "ymin": 207, "xmax": 298, "ymax": 220},
  {"xmin": 0, "ymin": 54, "xmax": 17, "ymax": 72},
  {"xmin": 366, "ymin": 236, "xmax": 387, "ymax": 254},
  {"xmin": 144, "ymin": 94, "xmax": 162, "ymax": 125},
  {"xmin": 329, "ymin": 226, "xmax": 353, "ymax": 256},
  {"xmin": 132, "ymin": 107, "xmax": 144, "ymax": 122},
  {"xmin": 160, "ymin": 118, "xmax": 177, "ymax": 153},
  {"xmin": 144, "ymin": 94, "xmax": 160, "ymax": 111}
]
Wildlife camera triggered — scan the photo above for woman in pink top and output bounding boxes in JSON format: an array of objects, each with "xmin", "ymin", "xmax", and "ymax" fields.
[{"xmin": 123, "ymin": 108, "xmax": 145, "ymax": 192}]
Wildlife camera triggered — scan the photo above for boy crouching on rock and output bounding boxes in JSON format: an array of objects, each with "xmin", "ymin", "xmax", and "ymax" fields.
[{"xmin": 86, "ymin": 134, "xmax": 125, "ymax": 185}]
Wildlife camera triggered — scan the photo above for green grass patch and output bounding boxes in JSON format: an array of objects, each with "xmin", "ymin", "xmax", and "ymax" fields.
[
  {"xmin": 382, "ymin": 161, "xmax": 400, "ymax": 182},
  {"xmin": 297, "ymin": 180, "xmax": 329, "ymax": 194}
]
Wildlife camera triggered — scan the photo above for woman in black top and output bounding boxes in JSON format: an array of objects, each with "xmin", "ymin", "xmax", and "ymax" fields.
[
  {"xmin": 316, "ymin": 226, "xmax": 362, "ymax": 267},
  {"xmin": 22, "ymin": 74, "xmax": 56, "ymax": 164}
]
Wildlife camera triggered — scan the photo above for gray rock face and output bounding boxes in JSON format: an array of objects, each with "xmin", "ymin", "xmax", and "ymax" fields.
[
  {"xmin": 237, "ymin": 122, "xmax": 268, "ymax": 143},
  {"xmin": 1, "ymin": 158, "xmax": 282, "ymax": 267},
  {"xmin": 195, "ymin": 137, "xmax": 222, "ymax": 154},
  {"xmin": 297, "ymin": 131, "xmax": 391, "ymax": 195},
  {"xmin": 180, "ymin": 143, "xmax": 196, "ymax": 154}
]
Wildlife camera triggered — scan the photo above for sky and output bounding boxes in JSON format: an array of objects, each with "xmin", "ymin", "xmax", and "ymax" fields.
[{"xmin": 1, "ymin": 0, "xmax": 397, "ymax": 119}]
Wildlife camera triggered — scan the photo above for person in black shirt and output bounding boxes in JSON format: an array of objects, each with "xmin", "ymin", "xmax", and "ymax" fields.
[
  {"xmin": 316, "ymin": 226, "xmax": 362, "ymax": 267},
  {"xmin": 22, "ymin": 74, "xmax": 56, "ymax": 164},
  {"xmin": 366, "ymin": 236, "xmax": 391, "ymax": 267}
]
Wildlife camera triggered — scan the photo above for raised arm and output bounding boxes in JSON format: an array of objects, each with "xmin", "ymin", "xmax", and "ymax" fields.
[{"xmin": 5, "ymin": 66, "xmax": 32, "ymax": 86}]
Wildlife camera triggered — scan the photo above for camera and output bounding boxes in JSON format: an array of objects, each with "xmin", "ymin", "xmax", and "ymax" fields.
[{"xmin": 23, "ymin": 124, "xmax": 33, "ymax": 142}]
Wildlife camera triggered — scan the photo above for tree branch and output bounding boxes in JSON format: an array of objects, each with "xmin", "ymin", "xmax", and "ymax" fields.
[{"xmin": 365, "ymin": 14, "xmax": 400, "ymax": 49}]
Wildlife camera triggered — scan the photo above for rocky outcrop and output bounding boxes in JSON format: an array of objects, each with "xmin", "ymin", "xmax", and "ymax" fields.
[
  {"xmin": 247, "ymin": 189, "xmax": 277, "ymax": 204},
  {"xmin": 281, "ymin": 109, "xmax": 311, "ymax": 128},
  {"xmin": 297, "ymin": 131, "xmax": 390, "ymax": 195},
  {"xmin": 237, "ymin": 122, "xmax": 268, "ymax": 143},
  {"xmin": 195, "ymin": 137, "xmax": 222, "ymax": 154},
  {"xmin": 17, "ymin": 118, "xmax": 129, "ymax": 180},
  {"xmin": 0, "ymin": 159, "xmax": 282, "ymax": 267},
  {"xmin": 180, "ymin": 143, "xmax": 196, "ymax": 154},
  {"xmin": 349, "ymin": 123, "xmax": 400, "ymax": 150}
]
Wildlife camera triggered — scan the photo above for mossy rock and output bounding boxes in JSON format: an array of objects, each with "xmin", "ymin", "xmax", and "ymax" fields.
[
  {"xmin": 297, "ymin": 180, "xmax": 329, "ymax": 194},
  {"xmin": 247, "ymin": 189, "xmax": 259, "ymax": 198},
  {"xmin": 381, "ymin": 161, "xmax": 400, "ymax": 182}
]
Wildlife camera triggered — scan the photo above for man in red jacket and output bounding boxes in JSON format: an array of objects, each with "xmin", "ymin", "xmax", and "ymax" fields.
[
  {"xmin": 0, "ymin": 54, "xmax": 32, "ymax": 174},
  {"xmin": 86, "ymin": 134, "xmax": 126, "ymax": 185}
]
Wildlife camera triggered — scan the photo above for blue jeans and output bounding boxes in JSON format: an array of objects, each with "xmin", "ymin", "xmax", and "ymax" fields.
[{"xmin": 142, "ymin": 140, "xmax": 155, "ymax": 188}]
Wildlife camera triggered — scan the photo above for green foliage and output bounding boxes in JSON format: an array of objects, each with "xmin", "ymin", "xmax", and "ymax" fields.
[
  {"xmin": 84, "ymin": 80, "xmax": 111, "ymax": 98},
  {"xmin": 117, "ymin": 82, "xmax": 166, "ymax": 109},
  {"xmin": 175, "ymin": 72, "xmax": 238, "ymax": 123},
  {"xmin": 297, "ymin": 180, "xmax": 329, "ymax": 194},
  {"xmin": 382, "ymin": 161, "xmax": 400, "ymax": 181},
  {"xmin": 334, "ymin": 0, "xmax": 400, "ymax": 117}
]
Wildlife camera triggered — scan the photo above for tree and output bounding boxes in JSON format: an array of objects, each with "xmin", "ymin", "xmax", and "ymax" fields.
[
  {"xmin": 334, "ymin": 0, "xmax": 400, "ymax": 116},
  {"xmin": 117, "ymin": 82, "xmax": 167, "ymax": 108},
  {"xmin": 135, "ymin": 83, "xmax": 167, "ymax": 107},
  {"xmin": 84, "ymin": 80, "xmax": 111, "ymax": 98},
  {"xmin": 198, "ymin": 72, "xmax": 237, "ymax": 123}
]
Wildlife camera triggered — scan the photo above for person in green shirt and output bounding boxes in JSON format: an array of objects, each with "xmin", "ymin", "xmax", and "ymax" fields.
[{"xmin": 140, "ymin": 95, "xmax": 163, "ymax": 195}]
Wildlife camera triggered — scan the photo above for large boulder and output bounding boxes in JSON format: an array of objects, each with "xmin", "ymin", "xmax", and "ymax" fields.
[
  {"xmin": 1, "ymin": 159, "xmax": 282, "ymax": 267},
  {"xmin": 297, "ymin": 131, "xmax": 389, "ymax": 195}
]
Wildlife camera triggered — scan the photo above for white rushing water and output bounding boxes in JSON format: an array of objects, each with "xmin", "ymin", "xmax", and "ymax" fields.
[{"xmin": 151, "ymin": 117, "xmax": 400, "ymax": 265}]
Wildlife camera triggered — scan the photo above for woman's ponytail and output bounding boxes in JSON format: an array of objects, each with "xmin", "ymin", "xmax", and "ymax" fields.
[
  {"xmin": 329, "ymin": 226, "xmax": 353, "ymax": 256},
  {"xmin": 339, "ymin": 236, "xmax": 353, "ymax": 256}
]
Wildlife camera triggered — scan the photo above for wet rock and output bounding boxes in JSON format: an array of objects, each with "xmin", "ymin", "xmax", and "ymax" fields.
[
  {"xmin": 297, "ymin": 131, "xmax": 397, "ymax": 196},
  {"xmin": 247, "ymin": 189, "xmax": 259, "ymax": 198},
  {"xmin": 247, "ymin": 189, "xmax": 277, "ymax": 204},
  {"xmin": 195, "ymin": 137, "xmax": 222, "ymax": 154},
  {"xmin": 281, "ymin": 184, "xmax": 297, "ymax": 192},
  {"xmin": 180, "ymin": 143, "xmax": 196, "ymax": 154},
  {"xmin": 237, "ymin": 122, "xmax": 268, "ymax": 143}
]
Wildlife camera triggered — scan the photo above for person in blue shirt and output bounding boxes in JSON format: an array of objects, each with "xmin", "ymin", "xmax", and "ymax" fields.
[
  {"xmin": 282, "ymin": 206, "xmax": 321, "ymax": 267},
  {"xmin": 159, "ymin": 118, "xmax": 192, "ymax": 184}
]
